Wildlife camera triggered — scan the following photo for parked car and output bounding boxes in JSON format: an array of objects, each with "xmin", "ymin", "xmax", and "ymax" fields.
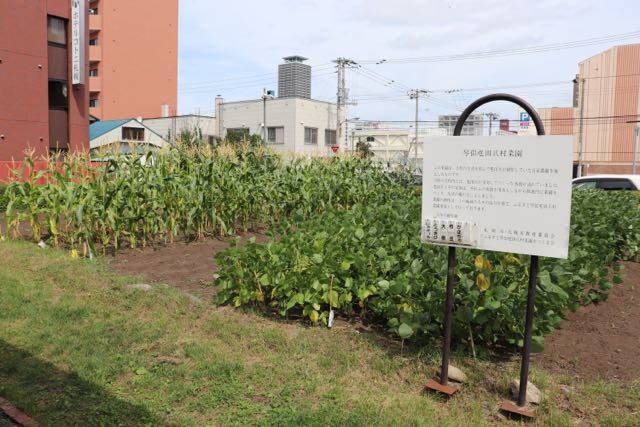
[{"xmin": 572, "ymin": 174, "xmax": 640, "ymax": 191}]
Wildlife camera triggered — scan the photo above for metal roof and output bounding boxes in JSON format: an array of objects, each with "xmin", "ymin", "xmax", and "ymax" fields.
[
  {"xmin": 282, "ymin": 55, "xmax": 308, "ymax": 62},
  {"xmin": 90, "ymin": 119, "xmax": 131, "ymax": 140}
]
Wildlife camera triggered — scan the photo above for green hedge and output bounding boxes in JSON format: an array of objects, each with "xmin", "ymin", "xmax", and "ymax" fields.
[{"xmin": 215, "ymin": 190, "xmax": 640, "ymax": 350}]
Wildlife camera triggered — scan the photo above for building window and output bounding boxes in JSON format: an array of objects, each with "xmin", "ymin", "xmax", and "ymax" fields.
[
  {"xmin": 366, "ymin": 136, "xmax": 375, "ymax": 142},
  {"xmin": 324, "ymin": 129, "xmax": 337, "ymax": 146},
  {"xmin": 122, "ymin": 127, "xmax": 145, "ymax": 141},
  {"xmin": 89, "ymin": 69, "xmax": 99, "ymax": 77},
  {"xmin": 48, "ymin": 81, "xmax": 68, "ymax": 110},
  {"xmin": 304, "ymin": 127, "xmax": 318, "ymax": 145},
  {"xmin": 267, "ymin": 127, "xmax": 284, "ymax": 144},
  {"xmin": 89, "ymin": 37, "xmax": 99, "ymax": 46},
  {"xmin": 89, "ymin": 98, "xmax": 99, "ymax": 108},
  {"xmin": 47, "ymin": 16, "xmax": 67, "ymax": 45}
]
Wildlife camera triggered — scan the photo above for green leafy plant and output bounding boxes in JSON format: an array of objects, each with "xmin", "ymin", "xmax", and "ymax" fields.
[
  {"xmin": 215, "ymin": 190, "xmax": 640, "ymax": 350},
  {"xmin": 0, "ymin": 184, "xmax": 7, "ymax": 212},
  {"xmin": 2, "ymin": 145, "xmax": 412, "ymax": 255}
]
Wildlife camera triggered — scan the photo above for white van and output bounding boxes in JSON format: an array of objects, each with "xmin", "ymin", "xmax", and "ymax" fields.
[{"xmin": 572, "ymin": 175, "xmax": 640, "ymax": 191}]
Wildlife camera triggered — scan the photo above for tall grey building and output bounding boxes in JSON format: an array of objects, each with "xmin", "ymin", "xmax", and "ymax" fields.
[
  {"xmin": 438, "ymin": 114, "xmax": 484, "ymax": 136},
  {"xmin": 278, "ymin": 56, "xmax": 311, "ymax": 99}
]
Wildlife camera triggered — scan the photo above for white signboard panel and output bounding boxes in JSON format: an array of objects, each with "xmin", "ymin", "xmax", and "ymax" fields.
[
  {"xmin": 71, "ymin": 0, "xmax": 86, "ymax": 85},
  {"xmin": 421, "ymin": 136, "xmax": 573, "ymax": 259}
]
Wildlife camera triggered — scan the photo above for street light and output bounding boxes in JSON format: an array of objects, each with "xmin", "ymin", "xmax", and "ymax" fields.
[{"xmin": 261, "ymin": 88, "xmax": 275, "ymax": 143}]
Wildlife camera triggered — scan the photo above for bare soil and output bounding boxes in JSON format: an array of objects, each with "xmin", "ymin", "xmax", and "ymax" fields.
[
  {"xmin": 534, "ymin": 261, "xmax": 640, "ymax": 382},
  {"xmin": 107, "ymin": 233, "xmax": 266, "ymax": 300},
  {"xmin": 107, "ymin": 237, "xmax": 640, "ymax": 382}
]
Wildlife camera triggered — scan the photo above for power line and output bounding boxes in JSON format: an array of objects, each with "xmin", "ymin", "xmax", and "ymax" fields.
[
  {"xmin": 352, "ymin": 114, "xmax": 640, "ymax": 123},
  {"xmin": 356, "ymin": 30, "xmax": 640, "ymax": 64}
]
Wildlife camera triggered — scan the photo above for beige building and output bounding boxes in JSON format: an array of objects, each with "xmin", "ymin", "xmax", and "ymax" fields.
[
  {"xmin": 89, "ymin": 118, "xmax": 168, "ymax": 156},
  {"xmin": 513, "ymin": 44, "xmax": 640, "ymax": 176},
  {"xmin": 350, "ymin": 123, "xmax": 447, "ymax": 168},
  {"xmin": 576, "ymin": 43, "xmax": 640, "ymax": 175},
  {"xmin": 143, "ymin": 115, "xmax": 218, "ymax": 145},
  {"xmin": 538, "ymin": 107, "xmax": 575, "ymax": 136},
  {"xmin": 217, "ymin": 97, "xmax": 337, "ymax": 156},
  {"xmin": 88, "ymin": 0, "xmax": 178, "ymax": 120}
]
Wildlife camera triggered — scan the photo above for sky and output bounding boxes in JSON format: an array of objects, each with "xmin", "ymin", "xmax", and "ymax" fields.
[{"xmin": 177, "ymin": 0, "xmax": 640, "ymax": 125}]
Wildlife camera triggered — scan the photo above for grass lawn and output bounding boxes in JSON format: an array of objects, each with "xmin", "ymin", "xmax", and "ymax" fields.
[{"xmin": 0, "ymin": 240, "xmax": 638, "ymax": 426}]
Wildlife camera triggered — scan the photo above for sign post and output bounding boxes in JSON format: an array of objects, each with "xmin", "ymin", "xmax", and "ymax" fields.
[{"xmin": 422, "ymin": 94, "xmax": 573, "ymax": 417}]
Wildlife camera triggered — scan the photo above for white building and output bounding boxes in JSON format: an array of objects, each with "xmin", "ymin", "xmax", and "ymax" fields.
[
  {"xmin": 217, "ymin": 97, "xmax": 338, "ymax": 156},
  {"xmin": 438, "ymin": 114, "xmax": 484, "ymax": 136},
  {"xmin": 350, "ymin": 122, "xmax": 447, "ymax": 168},
  {"xmin": 89, "ymin": 118, "xmax": 168, "ymax": 156},
  {"xmin": 142, "ymin": 114, "xmax": 218, "ymax": 145}
]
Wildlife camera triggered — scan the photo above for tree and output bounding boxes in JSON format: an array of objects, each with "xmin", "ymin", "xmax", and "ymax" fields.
[
  {"xmin": 225, "ymin": 129, "xmax": 263, "ymax": 148},
  {"xmin": 178, "ymin": 127, "xmax": 204, "ymax": 148},
  {"xmin": 355, "ymin": 140, "xmax": 373, "ymax": 159}
]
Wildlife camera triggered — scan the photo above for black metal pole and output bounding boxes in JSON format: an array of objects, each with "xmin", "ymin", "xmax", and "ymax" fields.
[
  {"xmin": 517, "ymin": 255, "xmax": 539, "ymax": 406},
  {"xmin": 451, "ymin": 94, "xmax": 545, "ymax": 407},
  {"xmin": 439, "ymin": 246, "xmax": 457, "ymax": 385}
]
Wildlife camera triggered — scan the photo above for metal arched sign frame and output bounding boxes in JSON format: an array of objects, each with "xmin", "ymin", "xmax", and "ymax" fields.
[{"xmin": 429, "ymin": 93, "xmax": 545, "ymax": 417}]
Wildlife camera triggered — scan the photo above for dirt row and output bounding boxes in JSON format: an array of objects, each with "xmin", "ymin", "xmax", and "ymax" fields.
[{"xmin": 107, "ymin": 237, "xmax": 640, "ymax": 382}]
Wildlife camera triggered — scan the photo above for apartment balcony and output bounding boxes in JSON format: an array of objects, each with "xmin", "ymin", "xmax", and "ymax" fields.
[
  {"xmin": 89, "ymin": 76, "xmax": 101, "ymax": 93},
  {"xmin": 89, "ymin": 13, "xmax": 101, "ymax": 32},
  {"xmin": 89, "ymin": 45, "xmax": 101, "ymax": 63}
]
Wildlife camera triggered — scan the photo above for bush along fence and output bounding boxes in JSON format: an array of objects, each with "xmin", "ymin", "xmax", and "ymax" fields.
[{"xmin": 214, "ymin": 190, "xmax": 640, "ymax": 350}]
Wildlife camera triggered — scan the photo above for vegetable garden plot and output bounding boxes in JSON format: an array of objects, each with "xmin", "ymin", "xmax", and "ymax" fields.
[
  {"xmin": 214, "ymin": 190, "xmax": 640, "ymax": 349},
  {"xmin": 1, "ymin": 147, "xmax": 411, "ymax": 254}
]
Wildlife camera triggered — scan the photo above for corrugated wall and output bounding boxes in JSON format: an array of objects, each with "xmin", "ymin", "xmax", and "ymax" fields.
[
  {"xmin": 579, "ymin": 46, "xmax": 617, "ymax": 164},
  {"xmin": 612, "ymin": 44, "xmax": 640, "ymax": 163},
  {"xmin": 538, "ymin": 107, "xmax": 576, "ymax": 159},
  {"xmin": 577, "ymin": 44, "xmax": 640, "ymax": 172}
]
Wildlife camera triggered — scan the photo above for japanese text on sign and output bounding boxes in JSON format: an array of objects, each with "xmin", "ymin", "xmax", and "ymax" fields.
[
  {"xmin": 71, "ymin": 0, "xmax": 86, "ymax": 85},
  {"xmin": 421, "ymin": 136, "xmax": 573, "ymax": 259}
]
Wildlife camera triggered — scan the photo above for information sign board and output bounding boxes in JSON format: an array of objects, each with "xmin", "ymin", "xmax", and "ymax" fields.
[
  {"xmin": 71, "ymin": 0, "xmax": 86, "ymax": 85},
  {"xmin": 421, "ymin": 136, "xmax": 573, "ymax": 259}
]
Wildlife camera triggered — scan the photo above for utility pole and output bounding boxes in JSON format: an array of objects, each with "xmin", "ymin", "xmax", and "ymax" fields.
[
  {"xmin": 576, "ymin": 77, "xmax": 586, "ymax": 177},
  {"xmin": 628, "ymin": 120, "xmax": 640, "ymax": 174},
  {"xmin": 334, "ymin": 58, "xmax": 357, "ymax": 151},
  {"xmin": 634, "ymin": 127, "xmax": 639, "ymax": 174},
  {"xmin": 484, "ymin": 112, "xmax": 499, "ymax": 136},
  {"xmin": 262, "ymin": 88, "xmax": 267, "ymax": 143},
  {"xmin": 408, "ymin": 89, "xmax": 429, "ymax": 169}
]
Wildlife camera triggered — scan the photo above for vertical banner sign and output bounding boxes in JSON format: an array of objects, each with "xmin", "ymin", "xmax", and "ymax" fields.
[
  {"xmin": 421, "ymin": 136, "xmax": 573, "ymax": 259},
  {"xmin": 71, "ymin": 0, "xmax": 86, "ymax": 85}
]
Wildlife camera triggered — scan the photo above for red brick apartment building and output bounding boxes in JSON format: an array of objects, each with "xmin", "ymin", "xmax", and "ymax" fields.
[{"xmin": 0, "ymin": 0, "xmax": 90, "ymax": 161}]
